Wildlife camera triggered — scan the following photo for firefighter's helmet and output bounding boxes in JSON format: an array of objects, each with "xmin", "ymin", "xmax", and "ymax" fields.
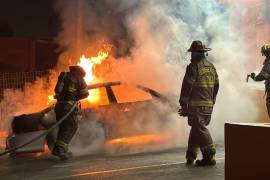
[
  {"xmin": 188, "ymin": 40, "xmax": 212, "ymax": 52},
  {"xmin": 69, "ymin": 66, "xmax": 86, "ymax": 77},
  {"xmin": 261, "ymin": 43, "xmax": 270, "ymax": 57}
]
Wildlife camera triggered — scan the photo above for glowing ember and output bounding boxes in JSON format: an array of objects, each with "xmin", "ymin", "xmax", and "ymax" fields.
[
  {"xmin": 44, "ymin": 144, "xmax": 50, "ymax": 153},
  {"xmin": 107, "ymin": 133, "xmax": 174, "ymax": 145},
  {"xmin": 47, "ymin": 94, "xmax": 55, "ymax": 105}
]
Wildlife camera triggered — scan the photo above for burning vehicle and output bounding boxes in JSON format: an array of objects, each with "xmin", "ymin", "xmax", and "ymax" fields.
[
  {"xmin": 2, "ymin": 49, "xmax": 177, "ymax": 156},
  {"xmin": 4, "ymin": 81, "xmax": 176, "ymax": 155}
]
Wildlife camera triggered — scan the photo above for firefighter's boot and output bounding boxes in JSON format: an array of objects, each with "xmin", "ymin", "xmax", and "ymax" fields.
[
  {"xmin": 186, "ymin": 148, "xmax": 198, "ymax": 165},
  {"xmin": 52, "ymin": 140, "xmax": 72, "ymax": 160},
  {"xmin": 196, "ymin": 144, "xmax": 216, "ymax": 166}
]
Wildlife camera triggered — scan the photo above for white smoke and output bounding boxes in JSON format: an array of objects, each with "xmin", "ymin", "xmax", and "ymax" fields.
[
  {"xmin": 51, "ymin": 0, "xmax": 262, "ymax": 154},
  {"xmin": 0, "ymin": 0, "xmax": 263, "ymax": 155},
  {"xmin": 70, "ymin": 116, "xmax": 106, "ymax": 156},
  {"xmin": 0, "ymin": 74, "xmax": 57, "ymax": 132},
  {"xmin": 119, "ymin": 0, "xmax": 260, "ymax": 141}
]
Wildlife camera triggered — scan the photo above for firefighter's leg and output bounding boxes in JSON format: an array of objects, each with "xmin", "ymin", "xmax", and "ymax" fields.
[
  {"xmin": 186, "ymin": 114, "xmax": 200, "ymax": 164},
  {"xmin": 53, "ymin": 109, "xmax": 78, "ymax": 160},
  {"xmin": 57, "ymin": 113, "xmax": 78, "ymax": 144},
  {"xmin": 186, "ymin": 127, "xmax": 199, "ymax": 164},
  {"xmin": 266, "ymin": 101, "xmax": 270, "ymax": 119},
  {"xmin": 195, "ymin": 114, "xmax": 216, "ymax": 166},
  {"xmin": 52, "ymin": 140, "xmax": 70, "ymax": 160},
  {"xmin": 196, "ymin": 144, "xmax": 216, "ymax": 166}
]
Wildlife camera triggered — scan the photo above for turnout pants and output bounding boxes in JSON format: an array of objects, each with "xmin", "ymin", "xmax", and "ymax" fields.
[
  {"xmin": 266, "ymin": 101, "xmax": 270, "ymax": 119},
  {"xmin": 186, "ymin": 107, "xmax": 215, "ymax": 159},
  {"xmin": 265, "ymin": 83, "xmax": 270, "ymax": 119},
  {"xmin": 55, "ymin": 103, "xmax": 78, "ymax": 145},
  {"xmin": 266, "ymin": 90, "xmax": 270, "ymax": 119}
]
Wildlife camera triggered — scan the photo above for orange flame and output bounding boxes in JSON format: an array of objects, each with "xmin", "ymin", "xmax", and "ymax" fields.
[
  {"xmin": 47, "ymin": 50, "xmax": 109, "ymax": 105},
  {"xmin": 78, "ymin": 51, "xmax": 109, "ymax": 104},
  {"xmin": 78, "ymin": 51, "xmax": 109, "ymax": 84},
  {"xmin": 0, "ymin": 131, "xmax": 7, "ymax": 138},
  {"xmin": 47, "ymin": 94, "xmax": 55, "ymax": 105},
  {"xmin": 0, "ymin": 131, "xmax": 8, "ymax": 150}
]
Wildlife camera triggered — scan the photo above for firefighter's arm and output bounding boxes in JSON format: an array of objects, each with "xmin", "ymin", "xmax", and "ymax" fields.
[
  {"xmin": 77, "ymin": 79, "xmax": 89, "ymax": 100},
  {"xmin": 213, "ymin": 70, "xmax": 219, "ymax": 104},
  {"xmin": 54, "ymin": 72, "xmax": 67, "ymax": 99},
  {"xmin": 251, "ymin": 63, "xmax": 270, "ymax": 81},
  {"xmin": 179, "ymin": 64, "xmax": 197, "ymax": 108},
  {"xmin": 251, "ymin": 72, "xmax": 267, "ymax": 81}
]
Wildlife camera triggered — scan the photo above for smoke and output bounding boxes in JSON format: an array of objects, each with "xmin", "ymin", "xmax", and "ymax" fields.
[
  {"xmin": 52, "ymin": 0, "xmax": 261, "ymax": 155},
  {"xmin": 0, "ymin": 73, "xmax": 57, "ymax": 132},
  {"xmin": 94, "ymin": 0, "xmax": 259, "ymax": 149},
  {"xmin": 112, "ymin": 0, "xmax": 260, "ymax": 142},
  {"xmin": 0, "ymin": 0, "xmax": 263, "ymax": 155},
  {"xmin": 54, "ymin": 0, "xmax": 135, "ymax": 70},
  {"xmin": 70, "ymin": 114, "xmax": 106, "ymax": 156}
]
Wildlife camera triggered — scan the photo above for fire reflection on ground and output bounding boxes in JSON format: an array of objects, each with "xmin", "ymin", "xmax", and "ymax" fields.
[{"xmin": 107, "ymin": 133, "xmax": 175, "ymax": 145}]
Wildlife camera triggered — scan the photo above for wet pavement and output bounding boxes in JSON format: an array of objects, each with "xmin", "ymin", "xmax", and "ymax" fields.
[{"xmin": 0, "ymin": 145, "xmax": 224, "ymax": 180}]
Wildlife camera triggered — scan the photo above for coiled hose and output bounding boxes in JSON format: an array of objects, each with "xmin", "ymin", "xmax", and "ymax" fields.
[{"xmin": 0, "ymin": 103, "xmax": 77, "ymax": 156}]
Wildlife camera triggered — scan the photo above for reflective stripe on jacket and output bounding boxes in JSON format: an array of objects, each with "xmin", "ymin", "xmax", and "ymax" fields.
[
  {"xmin": 55, "ymin": 71, "xmax": 89, "ymax": 103},
  {"xmin": 179, "ymin": 58, "xmax": 219, "ymax": 108}
]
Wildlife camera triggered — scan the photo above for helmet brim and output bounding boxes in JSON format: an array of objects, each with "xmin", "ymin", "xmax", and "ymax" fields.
[{"xmin": 188, "ymin": 48, "xmax": 212, "ymax": 52}]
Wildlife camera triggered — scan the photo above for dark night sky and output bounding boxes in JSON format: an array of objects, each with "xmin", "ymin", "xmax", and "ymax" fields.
[
  {"xmin": 0, "ymin": 0, "xmax": 59, "ymax": 38},
  {"xmin": 0, "ymin": 0, "xmax": 134, "ymax": 58}
]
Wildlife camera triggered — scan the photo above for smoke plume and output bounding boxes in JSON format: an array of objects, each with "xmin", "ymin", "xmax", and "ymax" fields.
[
  {"xmin": 55, "ymin": 0, "xmax": 260, "ymax": 155},
  {"xmin": 0, "ymin": 0, "xmax": 265, "ymax": 155}
]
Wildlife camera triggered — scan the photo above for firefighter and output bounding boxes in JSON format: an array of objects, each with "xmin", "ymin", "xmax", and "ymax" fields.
[
  {"xmin": 250, "ymin": 43, "xmax": 270, "ymax": 118},
  {"xmin": 53, "ymin": 66, "xmax": 89, "ymax": 160},
  {"xmin": 179, "ymin": 40, "xmax": 219, "ymax": 166}
]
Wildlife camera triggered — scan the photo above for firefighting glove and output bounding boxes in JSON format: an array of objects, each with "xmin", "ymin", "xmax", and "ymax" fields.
[
  {"xmin": 178, "ymin": 106, "xmax": 188, "ymax": 117},
  {"xmin": 250, "ymin": 73, "xmax": 256, "ymax": 80}
]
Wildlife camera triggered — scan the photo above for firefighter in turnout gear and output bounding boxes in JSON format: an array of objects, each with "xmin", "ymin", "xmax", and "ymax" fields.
[
  {"xmin": 250, "ymin": 43, "xmax": 270, "ymax": 118},
  {"xmin": 179, "ymin": 41, "xmax": 219, "ymax": 166},
  {"xmin": 52, "ymin": 66, "xmax": 89, "ymax": 160}
]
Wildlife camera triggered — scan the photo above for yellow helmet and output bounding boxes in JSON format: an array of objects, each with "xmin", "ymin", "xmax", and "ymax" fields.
[{"xmin": 261, "ymin": 43, "xmax": 270, "ymax": 57}]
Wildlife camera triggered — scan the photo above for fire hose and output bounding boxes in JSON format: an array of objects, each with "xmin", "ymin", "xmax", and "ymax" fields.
[
  {"xmin": 0, "ymin": 82, "xmax": 120, "ymax": 156},
  {"xmin": 0, "ymin": 82, "xmax": 169, "ymax": 156},
  {"xmin": 0, "ymin": 103, "xmax": 77, "ymax": 156}
]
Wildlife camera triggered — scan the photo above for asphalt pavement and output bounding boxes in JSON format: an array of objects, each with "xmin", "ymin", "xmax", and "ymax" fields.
[{"xmin": 0, "ymin": 145, "xmax": 224, "ymax": 180}]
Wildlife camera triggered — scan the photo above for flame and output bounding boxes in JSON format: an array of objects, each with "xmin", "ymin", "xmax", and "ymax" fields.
[
  {"xmin": 47, "ymin": 50, "xmax": 109, "ymax": 105},
  {"xmin": 78, "ymin": 51, "xmax": 109, "ymax": 104},
  {"xmin": 47, "ymin": 94, "xmax": 55, "ymax": 105},
  {"xmin": 78, "ymin": 51, "xmax": 109, "ymax": 84},
  {"xmin": 107, "ymin": 133, "xmax": 174, "ymax": 145},
  {"xmin": 44, "ymin": 144, "xmax": 50, "ymax": 153},
  {"xmin": 0, "ymin": 131, "xmax": 8, "ymax": 150},
  {"xmin": 0, "ymin": 131, "xmax": 7, "ymax": 138}
]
